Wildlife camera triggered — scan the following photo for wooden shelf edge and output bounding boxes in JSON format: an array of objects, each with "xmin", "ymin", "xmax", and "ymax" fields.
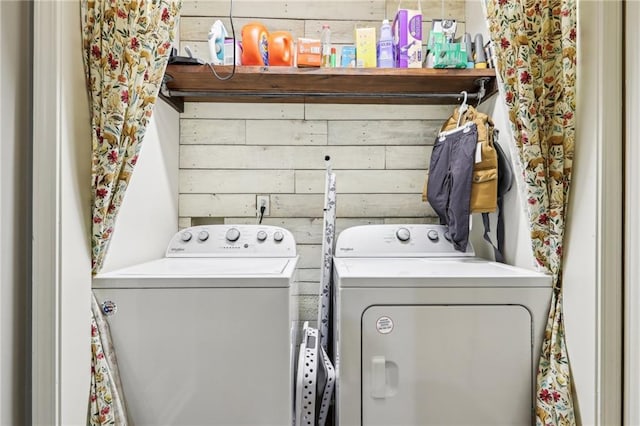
[{"xmin": 161, "ymin": 65, "xmax": 498, "ymax": 111}]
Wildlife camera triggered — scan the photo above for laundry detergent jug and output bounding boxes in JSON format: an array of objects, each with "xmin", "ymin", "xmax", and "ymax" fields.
[
  {"xmin": 268, "ymin": 31, "xmax": 294, "ymax": 66},
  {"xmin": 241, "ymin": 22, "xmax": 269, "ymax": 66}
]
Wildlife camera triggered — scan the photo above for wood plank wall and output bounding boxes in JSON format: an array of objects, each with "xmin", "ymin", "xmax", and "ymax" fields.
[{"xmin": 178, "ymin": 0, "xmax": 466, "ymax": 325}]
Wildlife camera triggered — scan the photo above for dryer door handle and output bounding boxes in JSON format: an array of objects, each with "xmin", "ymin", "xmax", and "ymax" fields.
[
  {"xmin": 371, "ymin": 356, "xmax": 386, "ymax": 398},
  {"xmin": 370, "ymin": 356, "xmax": 399, "ymax": 399}
]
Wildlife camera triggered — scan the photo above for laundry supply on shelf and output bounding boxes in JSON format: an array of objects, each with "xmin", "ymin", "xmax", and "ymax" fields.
[
  {"xmin": 377, "ymin": 19, "xmax": 394, "ymax": 68},
  {"xmin": 241, "ymin": 22, "xmax": 269, "ymax": 66},
  {"xmin": 341, "ymin": 45, "xmax": 356, "ymax": 67},
  {"xmin": 297, "ymin": 37, "xmax": 322, "ymax": 67},
  {"xmin": 392, "ymin": 3, "xmax": 422, "ymax": 68},
  {"xmin": 321, "ymin": 24, "xmax": 332, "ymax": 67},
  {"xmin": 268, "ymin": 31, "xmax": 294, "ymax": 66},
  {"xmin": 355, "ymin": 27, "xmax": 377, "ymax": 68}
]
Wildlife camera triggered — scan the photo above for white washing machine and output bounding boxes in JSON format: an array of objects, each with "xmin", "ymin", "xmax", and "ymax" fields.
[
  {"xmin": 332, "ymin": 224, "xmax": 552, "ymax": 426},
  {"xmin": 93, "ymin": 225, "xmax": 298, "ymax": 426}
]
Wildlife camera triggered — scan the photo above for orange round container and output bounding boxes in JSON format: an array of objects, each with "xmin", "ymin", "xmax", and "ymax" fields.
[
  {"xmin": 241, "ymin": 22, "xmax": 269, "ymax": 66},
  {"xmin": 268, "ymin": 31, "xmax": 294, "ymax": 66}
]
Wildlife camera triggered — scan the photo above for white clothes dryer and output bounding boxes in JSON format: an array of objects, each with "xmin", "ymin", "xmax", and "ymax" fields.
[
  {"xmin": 93, "ymin": 225, "xmax": 298, "ymax": 426},
  {"xmin": 332, "ymin": 224, "xmax": 552, "ymax": 426}
]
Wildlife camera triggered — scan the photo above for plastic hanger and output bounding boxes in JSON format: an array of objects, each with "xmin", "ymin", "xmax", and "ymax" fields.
[{"xmin": 457, "ymin": 91, "xmax": 468, "ymax": 127}]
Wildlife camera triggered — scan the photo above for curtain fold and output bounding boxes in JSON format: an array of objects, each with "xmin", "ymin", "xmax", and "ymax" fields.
[
  {"xmin": 484, "ymin": 0, "xmax": 577, "ymax": 424},
  {"xmin": 82, "ymin": 0, "xmax": 181, "ymax": 424}
]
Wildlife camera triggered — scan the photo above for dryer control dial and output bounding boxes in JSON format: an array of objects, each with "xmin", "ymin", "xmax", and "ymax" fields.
[
  {"xmin": 225, "ymin": 228, "xmax": 241, "ymax": 242},
  {"xmin": 427, "ymin": 229, "xmax": 439, "ymax": 242},
  {"xmin": 273, "ymin": 231, "xmax": 284, "ymax": 242},
  {"xmin": 257, "ymin": 230, "xmax": 268, "ymax": 242},
  {"xmin": 197, "ymin": 230, "xmax": 209, "ymax": 241},
  {"xmin": 396, "ymin": 227, "xmax": 411, "ymax": 242},
  {"xmin": 181, "ymin": 231, "xmax": 193, "ymax": 242}
]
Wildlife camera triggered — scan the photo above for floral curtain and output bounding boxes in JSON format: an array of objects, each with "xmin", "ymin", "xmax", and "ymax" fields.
[
  {"xmin": 485, "ymin": 0, "xmax": 577, "ymax": 424},
  {"xmin": 81, "ymin": 0, "xmax": 181, "ymax": 424}
]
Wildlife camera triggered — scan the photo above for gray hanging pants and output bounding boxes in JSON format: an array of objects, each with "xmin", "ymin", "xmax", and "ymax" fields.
[{"xmin": 426, "ymin": 123, "xmax": 478, "ymax": 251}]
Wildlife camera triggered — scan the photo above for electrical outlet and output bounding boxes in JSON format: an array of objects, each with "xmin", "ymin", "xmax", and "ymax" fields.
[{"xmin": 256, "ymin": 195, "xmax": 270, "ymax": 217}]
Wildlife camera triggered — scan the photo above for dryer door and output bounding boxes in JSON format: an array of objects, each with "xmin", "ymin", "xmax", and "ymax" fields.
[{"xmin": 362, "ymin": 305, "xmax": 533, "ymax": 426}]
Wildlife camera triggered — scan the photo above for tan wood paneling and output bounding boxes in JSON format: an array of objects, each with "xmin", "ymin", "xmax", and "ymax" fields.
[
  {"xmin": 180, "ymin": 145, "xmax": 385, "ymax": 169},
  {"xmin": 180, "ymin": 169, "xmax": 295, "ymax": 193},
  {"xmin": 246, "ymin": 120, "xmax": 328, "ymax": 145},
  {"xmin": 180, "ymin": 119, "xmax": 246, "ymax": 144},
  {"xmin": 295, "ymin": 170, "xmax": 427, "ymax": 193},
  {"xmin": 182, "ymin": 102, "xmax": 305, "ymax": 119},
  {"xmin": 181, "ymin": 0, "xmax": 386, "ymax": 21},
  {"xmin": 328, "ymin": 119, "xmax": 442, "ymax": 145}
]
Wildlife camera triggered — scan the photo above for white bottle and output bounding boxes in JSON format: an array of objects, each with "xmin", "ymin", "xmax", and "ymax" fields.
[
  {"xmin": 377, "ymin": 19, "xmax": 394, "ymax": 68},
  {"xmin": 321, "ymin": 24, "xmax": 331, "ymax": 67}
]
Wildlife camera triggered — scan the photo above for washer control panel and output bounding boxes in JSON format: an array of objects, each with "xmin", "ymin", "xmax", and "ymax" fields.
[
  {"xmin": 334, "ymin": 224, "xmax": 474, "ymax": 258},
  {"xmin": 166, "ymin": 225, "xmax": 296, "ymax": 257}
]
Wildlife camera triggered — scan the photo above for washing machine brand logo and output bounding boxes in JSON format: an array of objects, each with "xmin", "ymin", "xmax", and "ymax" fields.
[
  {"xmin": 339, "ymin": 247, "xmax": 354, "ymax": 252},
  {"xmin": 101, "ymin": 300, "xmax": 117, "ymax": 317},
  {"xmin": 169, "ymin": 247, "xmax": 185, "ymax": 252},
  {"xmin": 376, "ymin": 316, "xmax": 394, "ymax": 334}
]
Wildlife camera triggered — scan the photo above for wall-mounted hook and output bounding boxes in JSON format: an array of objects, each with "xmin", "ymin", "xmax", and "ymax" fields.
[{"xmin": 474, "ymin": 78, "xmax": 490, "ymax": 106}]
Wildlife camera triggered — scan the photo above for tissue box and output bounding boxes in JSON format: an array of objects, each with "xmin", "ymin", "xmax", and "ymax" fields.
[
  {"xmin": 354, "ymin": 27, "xmax": 376, "ymax": 68},
  {"xmin": 224, "ymin": 38, "xmax": 241, "ymax": 65},
  {"xmin": 296, "ymin": 38, "xmax": 321, "ymax": 67},
  {"xmin": 393, "ymin": 8, "xmax": 422, "ymax": 68}
]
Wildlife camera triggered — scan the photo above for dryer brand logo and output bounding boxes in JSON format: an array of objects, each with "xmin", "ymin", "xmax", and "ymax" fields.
[
  {"xmin": 376, "ymin": 316, "xmax": 394, "ymax": 334},
  {"xmin": 170, "ymin": 247, "xmax": 185, "ymax": 252},
  {"xmin": 339, "ymin": 247, "xmax": 354, "ymax": 252}
]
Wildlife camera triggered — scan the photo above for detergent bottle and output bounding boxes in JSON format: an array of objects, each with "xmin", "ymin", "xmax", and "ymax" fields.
[
  {"xmin": 241, "ymin": 22, "xmax": 269, "ymax": 66},
  {"xmin": 268, "ymin": 31, "xmax": 294, "ymax": 66},
  {"xmin": 377, "ymin": 19, "xmax": 394, "ymax": 68}
]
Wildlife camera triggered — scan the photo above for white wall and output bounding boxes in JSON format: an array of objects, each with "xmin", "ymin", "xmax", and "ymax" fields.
[
  {"xmin": 32, "ymin": 2, "xmax": 93, "ymax": 424},
  {"xmin": 626, "ymin": 4, "xmax": 640, "ymax": 424},
  {"xmin": 0, "ymin": 1, "xmax": 31, "ymax": 424},
  {"xmin": 101, "ymin": 101, "xmax": 180, "ymax": 272}
]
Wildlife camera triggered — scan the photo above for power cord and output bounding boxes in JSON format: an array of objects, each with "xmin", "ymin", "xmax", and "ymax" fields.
[
  {"xmin": 258, "ymin": 204, "xmax": 266, "ymax": 224},
  {"xmin": 207, "ymin": 0, "xmax": 237, "ymax": 80}
]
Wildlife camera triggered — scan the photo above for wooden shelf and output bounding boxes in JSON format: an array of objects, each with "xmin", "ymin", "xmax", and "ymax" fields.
[{"xmin": 160, "ymin": 65, "xmax": 498, "ymax": 112}]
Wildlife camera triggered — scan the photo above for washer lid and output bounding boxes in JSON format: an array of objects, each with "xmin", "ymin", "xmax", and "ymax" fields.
[
  {"xmin": 96, "ymin": 257, "xmax": 296, "ymax": 278},
  {"xmin": 333, "ymin": 257, "xmax": 551, "ymax": 287}
]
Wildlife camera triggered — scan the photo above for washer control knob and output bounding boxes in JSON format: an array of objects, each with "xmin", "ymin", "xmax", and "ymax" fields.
[
  {"xmin": 225, "ymin": 228, "xmax": 241, "ymax": 242},
  {"xmin": 427, "ymin": 229, "xmax": 440, "ymax": 242},
  {"xmin": 273, "ymin": 231, "xmax": 284, "ymax": 242},
  {"xmin": 181, "ymin": 231, "xmax": 193, "ymax": 242},
  {"xmin": 197, "ymin": 230, "xmax": 209, "ymax": 241},
  {"xmin": 396, "ymin": 227, "xmax": 411, "ymax": 242},
  {"xmin": 257, "ymin": 230, "xmax": 268, "ymax": 242}
]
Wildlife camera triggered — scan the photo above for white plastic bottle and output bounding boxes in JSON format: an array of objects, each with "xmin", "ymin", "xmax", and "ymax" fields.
[
  {"xmin": 377, "ymin": 19, "xmax": 394, "ymax": 68},
  {"xmin": 321, "ymin": 24, "xmax": 331, "ymax": 67}
]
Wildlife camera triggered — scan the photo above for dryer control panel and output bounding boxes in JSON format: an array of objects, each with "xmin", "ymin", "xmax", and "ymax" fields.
[
  {"xmin": 166, "ymin": 225, "xmax": 296, "ymax": 257},
  {"xmin": 334, "ymin": 224, "xmax": 474, "ymax": 258}
]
